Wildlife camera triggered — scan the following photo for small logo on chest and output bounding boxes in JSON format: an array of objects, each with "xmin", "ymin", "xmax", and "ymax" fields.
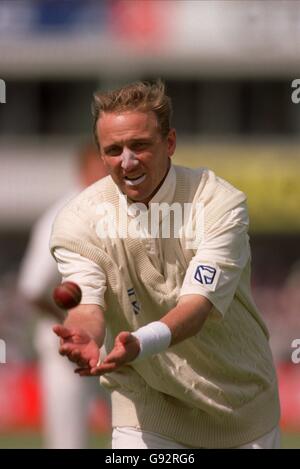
[{"xmin": 127, "ymin": 288, "xmax": 141, "ymax": 315}]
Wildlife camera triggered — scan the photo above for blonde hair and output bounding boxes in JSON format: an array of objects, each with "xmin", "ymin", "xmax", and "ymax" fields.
[{"xmin": 92, "ymin": 79, "xmax": 172, "ymax": 149}]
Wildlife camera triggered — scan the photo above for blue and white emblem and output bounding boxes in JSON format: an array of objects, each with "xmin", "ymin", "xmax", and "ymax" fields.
[
  {"xmin": 194, "ymin": 265, "xmax": 217, "ymax": 285},
  {"xmin": 127, "ymin": 287, "xmax": 141, "ymax": 315}
]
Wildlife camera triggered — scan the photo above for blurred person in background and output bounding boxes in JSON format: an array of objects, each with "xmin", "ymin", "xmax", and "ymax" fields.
[{"xmin": 18, "ymin": 143, "xmax": 108, "ymax": 449}]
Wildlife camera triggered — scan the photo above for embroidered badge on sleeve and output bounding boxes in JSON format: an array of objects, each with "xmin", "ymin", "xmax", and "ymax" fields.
[{"xmin": 192, "ymin": 264, "xmax": 220, "ymax": 291}]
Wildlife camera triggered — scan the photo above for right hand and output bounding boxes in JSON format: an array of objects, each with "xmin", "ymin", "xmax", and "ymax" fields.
[{"xmin": 53, "ymin": 324, "xmax": 100, "ymax": 370}]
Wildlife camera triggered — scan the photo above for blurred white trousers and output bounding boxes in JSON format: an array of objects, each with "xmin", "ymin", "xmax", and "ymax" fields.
[
  {"xmin": 112, "ymin": 425, "xmax": 281, "ymax": 449},
  {"xmin": 35, "ymin": 319, "xmax": 90, "ymax": 449}
]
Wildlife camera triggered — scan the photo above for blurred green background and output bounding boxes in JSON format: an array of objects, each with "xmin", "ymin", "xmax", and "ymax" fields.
[
  {"xmin": 174, "ymin": 143, "xmax": 300, "ymax": 234},
  {"xmin": 0, "ymin": 431, "xmax": 299, "ymax": 449}
]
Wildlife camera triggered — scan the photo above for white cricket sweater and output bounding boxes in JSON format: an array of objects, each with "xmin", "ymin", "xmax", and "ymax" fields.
[{"xmin": 50, "ymin": 165, "xmax": 280, "ymax": 448}]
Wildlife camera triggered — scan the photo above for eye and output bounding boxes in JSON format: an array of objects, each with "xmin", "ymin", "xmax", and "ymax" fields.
[
  {"xmin": 130, "ymin": 141, "xmax": 149, "ymax": 152},
  {"xmin": 105, "ymin": 146, "xmax": 122, "ymax": 156}
]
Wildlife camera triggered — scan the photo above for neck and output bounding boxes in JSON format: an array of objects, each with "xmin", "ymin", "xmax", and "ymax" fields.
[{"xmin": 140, "ymin": 160, "xmax": 171, "ymax": 207}]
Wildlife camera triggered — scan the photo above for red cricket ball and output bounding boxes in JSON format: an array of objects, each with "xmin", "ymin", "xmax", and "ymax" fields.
[{"xmin": 53, "ymin": 281, "xmax": 82, "ymax": 310}]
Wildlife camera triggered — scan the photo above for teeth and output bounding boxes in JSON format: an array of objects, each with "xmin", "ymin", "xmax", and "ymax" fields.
[{"xmin": 124, "ymin": 174, "xmax": 146, "ymax": 186}]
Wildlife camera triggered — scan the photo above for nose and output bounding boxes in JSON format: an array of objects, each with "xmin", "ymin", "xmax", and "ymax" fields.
[{"xmin": 121, "ymin": 148, "xmax": 139, "ymax": 171}]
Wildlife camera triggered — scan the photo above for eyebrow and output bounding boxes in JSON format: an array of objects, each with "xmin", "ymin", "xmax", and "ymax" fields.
[
  {"xmin": 103, "ymin": 138, "xmax": 152, "ymax": 152},
  {"xmin": 103, "ymin": 143, "xmax": 122, "ymax": 152}
]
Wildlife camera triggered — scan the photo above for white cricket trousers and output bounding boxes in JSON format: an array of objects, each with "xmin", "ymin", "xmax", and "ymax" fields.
[
  {"xmin": 112, "ymin": 425, "xmax": 281, "ymax": 449},
  {"xmin": 35, "ymin": 319, "xmax": 90, "ymax": 449}
]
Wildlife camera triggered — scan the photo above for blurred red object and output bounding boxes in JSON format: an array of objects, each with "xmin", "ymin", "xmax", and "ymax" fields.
[
  {"xmin": 277, "ymin": 361, "xmax": 300, "ymax": 432},
  {"xmin": 1, "ymin": 361, "xmax": 299, "ymax": 433},
  {"xmin": 109, "ymin": 0, "xmax": 170, "ymax": 49},
  {"xmin": 0, "ymin": 363, "xmax": 110, "ymax": 433},
  {"xmin": 0, "ymin": 363, "xmax": 41, "ymax": 431}
]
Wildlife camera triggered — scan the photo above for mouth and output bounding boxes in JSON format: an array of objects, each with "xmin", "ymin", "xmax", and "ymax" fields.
[{"xmin": 124, "ymin": 174, "xmax": 146, "ymax": 186}]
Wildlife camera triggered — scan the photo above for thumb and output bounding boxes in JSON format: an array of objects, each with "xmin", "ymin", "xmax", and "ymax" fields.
[
  {"xmin": 53, "ymin": 324, "xmax": 72, "ymax": 339},
  {"xmin": 118, "ymin": 331, "xmax": 135, "ymax": 345}
]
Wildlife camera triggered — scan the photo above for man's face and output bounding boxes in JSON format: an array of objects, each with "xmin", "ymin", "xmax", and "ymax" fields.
[{"xmin": 97, "ymin": 111, "xmax": 176, "ymax": 205}]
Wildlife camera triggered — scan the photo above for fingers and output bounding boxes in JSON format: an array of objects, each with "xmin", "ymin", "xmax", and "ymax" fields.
[
  {"xmin": 74, "ymin": 362, "xmax": 116, "ymax": 376},
  {"xmin": 70, "ymin": 350, "xmax": 87, "ymax": 367},
  {"xmin": 74, "ymin": 353, "xmax": 122, "ymax": 377},
  {"xmin": 60, "ymin": 331, "xmax": 138, "ymax": 377},
  {"xmin": 59, "ymin": 344, "xmax": 88, "ymax": 367},
  {"xmin": 89, "ymin": 356, "xmax": 100, "ymax": 369},
  {"xmin": 59, "ymin": 343, "xmax": 75, "ymax": 356},
  {"xmin": 74, "ymin": 367, "xmax": 93, "ymax": 377},
  {"xmin": 91, "ymin": 362, "xmax": 118, "ymax": 375},
  {"xmin": 96, "ymin": 362, "xmax": 118, "ymax": 372},
  {"xmin": 53, "ymin": 324, "xmax": 72, "ymax": 340}
]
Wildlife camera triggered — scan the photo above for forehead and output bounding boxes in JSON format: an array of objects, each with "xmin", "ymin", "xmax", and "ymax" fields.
[{"xmin": 97, "ymin": 111, "xmax": 159, "ymax": 143}]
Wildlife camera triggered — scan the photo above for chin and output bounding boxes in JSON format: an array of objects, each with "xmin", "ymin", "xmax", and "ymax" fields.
[
  {"xmin": 127, "ymin": 189, "xmax": 150, "ymax": 203},
  {"xmin": 126, "ymin": 192, "xmax": 145, "ymax": 202}
]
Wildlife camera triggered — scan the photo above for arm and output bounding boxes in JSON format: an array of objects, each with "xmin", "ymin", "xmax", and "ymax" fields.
[
  {"xmin": 87, "ymin": 294, "xmax": 212, "ymax": 376},
  {"xmin": 161, "ymin": 294, "xmax": 212, "ymax": 346},
  {"xmin": 51, "ymin": 247, "xmax": 108, "ymax": 372}
]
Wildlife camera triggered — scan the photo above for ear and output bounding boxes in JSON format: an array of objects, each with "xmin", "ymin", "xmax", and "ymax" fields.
[{"xmin": 167, "ymin": 128, "xmax": 176, "ymax": 158}]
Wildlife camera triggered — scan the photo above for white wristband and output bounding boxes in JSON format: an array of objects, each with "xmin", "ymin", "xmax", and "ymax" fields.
[{"xmin": 131, "ymin": 321, "xmax": 172, "ymax": 362}]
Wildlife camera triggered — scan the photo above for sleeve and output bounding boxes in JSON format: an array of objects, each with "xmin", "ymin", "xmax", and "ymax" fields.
[
  {"xmin": 54, "ymin": 247, "xmax": 107, "ymax": 309},
  {"xmin": 180, "ymin": 202, "xmax": 250, "ymax": 318}
]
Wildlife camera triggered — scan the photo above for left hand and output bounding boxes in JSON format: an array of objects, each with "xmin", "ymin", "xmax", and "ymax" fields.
[{"xmin": 75, "ymin": 331, "xmax": 140, "ymax": 376}]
